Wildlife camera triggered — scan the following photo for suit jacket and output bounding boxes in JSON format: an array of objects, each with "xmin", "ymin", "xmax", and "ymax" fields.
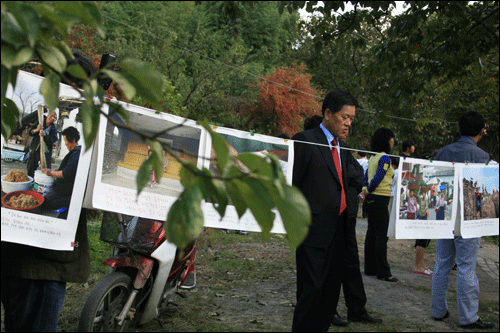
[
  {"xmin": 346, "ymin": 155, "xmax": 364, "ymax": 218},
  {"xmin": 292, "ymin": 126, "xmax": 354, "ymax": 248}
]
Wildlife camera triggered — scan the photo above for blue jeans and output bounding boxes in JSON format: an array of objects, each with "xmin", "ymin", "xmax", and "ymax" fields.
[
  {"xmin": 431, "ymin": 237, "xmax": 480, "ymax": 325},
  {"xmin": 1, "ymin": 277, "xmax": 66, "ymax": 332}
]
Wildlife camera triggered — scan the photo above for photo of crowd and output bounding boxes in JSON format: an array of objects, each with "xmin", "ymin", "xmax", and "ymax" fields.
[{"xmin": 399, "ymin": 161, "xmax": 455, "ymax": 221}]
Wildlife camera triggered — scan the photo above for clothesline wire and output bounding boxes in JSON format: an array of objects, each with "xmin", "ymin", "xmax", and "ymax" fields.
[
  {"xmin": 102, "ymin": 14, "xmax": 458, "ymax": 126},
  {"xmin": 211, "ymin": 135, "xmax": 494, "ymax": 165}
]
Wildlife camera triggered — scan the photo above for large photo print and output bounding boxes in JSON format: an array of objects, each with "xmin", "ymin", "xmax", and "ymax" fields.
[
  {"xmin": 92, "ymin": 101, "xmax": 206, "ymax": 220},
  {"xmin": 1, "ymin": 71, "xmax": 93, "ymax": 251},
  {"xmin": 459, "ymin": 164, "xmax": 499, "ymax": 238},
  {"xmin": 395, "ymin": 157, "xmax": 457, "ymax": 239},
  {"xmin": 202, "ymin": 126, "xmax": 293, "ymax": 233}
]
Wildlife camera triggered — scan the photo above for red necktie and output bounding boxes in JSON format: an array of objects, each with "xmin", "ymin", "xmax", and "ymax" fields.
[{"xmin": 332, "ymin": 139, "xmax": 347, "ymax": 215}]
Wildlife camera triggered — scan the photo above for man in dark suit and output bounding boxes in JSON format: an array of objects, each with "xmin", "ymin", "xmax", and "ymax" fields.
[{"xmin": 291, "ymin": 90, "xmax": 359, "ymax": 331}]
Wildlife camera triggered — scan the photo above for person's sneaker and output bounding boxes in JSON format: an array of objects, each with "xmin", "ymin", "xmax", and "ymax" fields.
[
  {"xmin": 221, "ymin": 229, "xmax": 230, "ymax": 234},
  {"xmin": 235, "ymin": 230, "xmax": 248, "ymax": 235},
  {"xmin": 460, "ymin": 318, "xmax": 495, "ymax": 329}
]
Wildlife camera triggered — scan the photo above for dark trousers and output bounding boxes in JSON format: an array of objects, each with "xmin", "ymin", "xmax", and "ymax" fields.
[
  {"xmin": 42, "ymin": 191, "xmax": 71, "ymax": 211},
  {"xmin": 364, "ymin": 194, "xmax": 392, "ymax": 279},
  {"xmin": 292, "ymin": 214, "xmax": 346, "ymax": 332},
  {"xmin": 342, "ymin": 217, "xmax": 367, "ymax": 317},
  {"xmin": 27, "ymin": 149, "xmax": 51, "ymax": 178},
  {"xmin": 1, "ymin": 277, "xmax": 66, "ymax": 332}
]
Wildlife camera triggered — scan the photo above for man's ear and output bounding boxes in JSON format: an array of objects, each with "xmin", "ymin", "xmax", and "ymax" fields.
[{"xmin": 323, "ymin": 108, "xmax": 332, "ymax": 121}]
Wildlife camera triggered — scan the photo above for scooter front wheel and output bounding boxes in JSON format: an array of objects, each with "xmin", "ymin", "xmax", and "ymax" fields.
[{"xmin": 78, "ymin": 272, "xmax": 136, "ymax": 332}]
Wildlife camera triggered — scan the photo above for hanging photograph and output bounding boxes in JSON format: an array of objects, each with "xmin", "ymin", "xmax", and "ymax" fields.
[
  {"xmin": 92, "ymin": 101, "xmax": 206, "ymax": 220},
  {"xmin": 395, "ymin": 157, "xmax": 457, "ymax": 239},
  {"xmin": 201, "ymin": 126, "xmax": 293, "ymax": 233},
  {"xmin": 1, "ymin": 71, "xmax": 94, "ymax": 251},
  {"xmin": 458, "ymin": 163, "xmax": 499, "ymax": 238}
]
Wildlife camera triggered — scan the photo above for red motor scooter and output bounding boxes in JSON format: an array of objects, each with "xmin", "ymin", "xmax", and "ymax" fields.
[{"xmin": 78, "ymin": 212, "xmax": 196, "ymax": 332}]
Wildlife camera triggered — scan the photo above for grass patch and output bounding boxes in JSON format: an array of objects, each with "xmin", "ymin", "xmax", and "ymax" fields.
[
  {"xmin": 479, "ymin": 300, "xmax": 500, "ymax": 324},
  {"xmin": 483, "ymin": 235, "xmax": 499, "ymax": 245},
  {"xmin": 87, "ymin": 214, "xmax": 113, "ymax": 276}
]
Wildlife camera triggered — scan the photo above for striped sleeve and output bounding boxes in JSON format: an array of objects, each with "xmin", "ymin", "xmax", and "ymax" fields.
[{"xmin": 367, "ymin": 155, "xmax": 391, "ymax": 193}]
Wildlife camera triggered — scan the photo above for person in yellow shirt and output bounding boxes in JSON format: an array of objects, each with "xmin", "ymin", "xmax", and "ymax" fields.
[{"xmin": 360, "ymin": 128, "xmax": 397, "ymax": 282}]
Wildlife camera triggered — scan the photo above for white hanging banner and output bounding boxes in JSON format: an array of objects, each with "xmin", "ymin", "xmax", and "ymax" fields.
[{"xmin": 1, "ymin": 71, "xmax": 93, "ymax": 251}]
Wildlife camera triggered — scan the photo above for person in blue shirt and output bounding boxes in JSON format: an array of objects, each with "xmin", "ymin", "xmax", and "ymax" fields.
[{"xmin": 431, "ymin": 111, "xmax": 494, "ymax": 329}]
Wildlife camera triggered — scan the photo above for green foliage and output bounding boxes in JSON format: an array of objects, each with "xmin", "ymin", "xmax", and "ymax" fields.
[
  {"xmin": 95, "ymin": 1, "xmax": 301, "ymax": 126},
  {"xmin": 1, "ymin": 1, "xmax": 311, "ymax": 252},
  {"xmin": 285, "ymin": 1, "xmax": 498, "ymax": 158}
]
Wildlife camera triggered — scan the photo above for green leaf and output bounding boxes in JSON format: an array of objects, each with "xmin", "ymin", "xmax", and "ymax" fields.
[
  {"xmin": 5, "ymin": 1, "xmax": 40, "ymax": 48},
  {"xmin": 136, "ymin": 157, "xmax": 152, "ymax": 196},
  {"xmin": 116, "ymin": 59, "xmax": 163, "ymax": 109},
  {"xmin": 1, "ymin": 64, "xmax": 18, "ymax": 104},
  {"xmin": 39, "ymin": 72, "xmax": 60, "ymax": 111},
  {"xmin": 1, "ymin": 11, "xmax": 28, "ymax": 48},
  {"xmin": 106, "ymin": 102, "xmax": 130, "ymax": 124},
  {"xmin": 81, "ymin": 1, "xmax": 105, "ymax": 38},
  {"xmin": 12, "ymin": 46, "xmax": 34, "ymax": 67},
  {"xmin": 237, "ymin": 152, "xmax": 273, "ymax": 178},
  {"xmin": 241, "ymin": 177, "xmax": 276, "ymax": 240},
  {"xmin": 1, "ymin": 43, "xmax": 18, "ymax": 69},
  {"xmin": 203, "ymin": 177, "xmax": 228, "ymax": 218},
  {"xmin": 37, "ymin": 44, "xmax": 67, "ymax": 73},
  {"xmin": 165, "ymin": 185, "xmax": 204, "ymax": 250},
  {"xmin": 198, "ymin": 120, "xmax": 230, "ymax": 175},
  {"xmin": 180, "ymin": 163, "xmax": 199, "ymax": 188},
  {"xmin": 66, "ymin": 64, "xmax": 88, "ymax": 81},
  {"xmin": 226, "ymin": 178, "xmax": 248, "ymax": 218},
  {"xmin": 101, "ymin": 69, "xmax": 136, "ymax": 100},
  {"xmin": 79, "ymin": 102, "xmax": 100, "ymax": 152},
  {"xmin": 275, "ymin": 185, "xmax": 311, "ymax": 252},
  {"xmin": 53, "ymin": 1, "xmax": 104, "ymax": 38},
  {"xmin": 1, "ymin": 98, "xmax": 21, "ymax": 141},
  {"xmin": 35, "ymin": 4, "xmax": 70, "ymax": 36},
  {"xmin": 147, "ymin": 139, "xmax": 164, "ymax": 183}
]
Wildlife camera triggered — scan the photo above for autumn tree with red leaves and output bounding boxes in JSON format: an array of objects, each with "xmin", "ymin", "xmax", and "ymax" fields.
[{"xmin": 245, "ymin": 64, "xmax": 323, "ymax": 136}]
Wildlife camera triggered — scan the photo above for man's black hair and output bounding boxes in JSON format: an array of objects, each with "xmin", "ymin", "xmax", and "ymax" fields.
[
  {"xmin": 459, "ymin": 111, "xmax": 485, "ymax": 137},
  {"xmin": 402, "ymin": 140, "xmax": 415, "ymax": 152},
  {"xmin": 321, "ymin": 90, "xmax": 358, "ymax": 117}
]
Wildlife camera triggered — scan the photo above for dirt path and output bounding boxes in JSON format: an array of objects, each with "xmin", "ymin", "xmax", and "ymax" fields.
[{"xmin": 138, "ymin": 221, "xmax": 498, "ymax": 332}]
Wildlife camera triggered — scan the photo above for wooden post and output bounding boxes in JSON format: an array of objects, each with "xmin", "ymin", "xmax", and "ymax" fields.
[{"xmin": 37, "ymin": 105, "xmax": 47, "ymax": 170}]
